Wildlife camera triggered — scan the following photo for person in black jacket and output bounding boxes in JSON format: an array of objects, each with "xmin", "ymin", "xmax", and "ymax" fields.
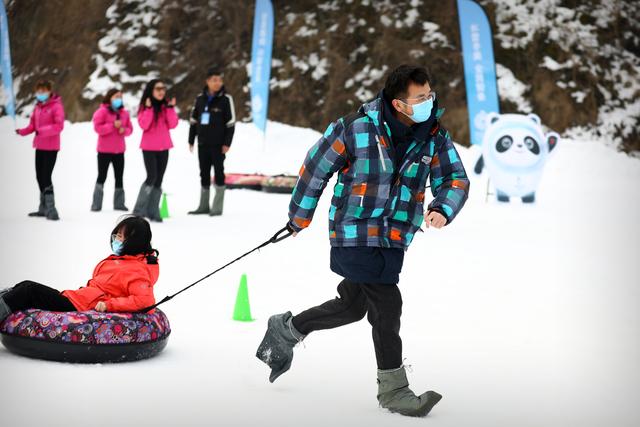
[{"xmin": 188, "ymin": 68, "xmax": 236, "ymax": 216}]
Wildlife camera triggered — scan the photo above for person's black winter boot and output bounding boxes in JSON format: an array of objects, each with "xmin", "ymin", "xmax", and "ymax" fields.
[
  {"xmin": 256, "ymin": 311, "xmax": 306, "ymax": 383},
  {"xmin": 377, "ymin": 365, "xmax": 442, "ymax": 417},
  {"xmin": 28, "ymin": 192, "xmax": 45, "ymax": 217}
]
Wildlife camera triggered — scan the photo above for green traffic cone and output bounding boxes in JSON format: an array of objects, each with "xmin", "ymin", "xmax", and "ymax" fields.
[
  {"xmin": 233, "ymin": 274, "xmax": 254, "ymax": 322},
  {"xmin": 159, "ymin": 193, "xmax": 169, "ymax": 219}
]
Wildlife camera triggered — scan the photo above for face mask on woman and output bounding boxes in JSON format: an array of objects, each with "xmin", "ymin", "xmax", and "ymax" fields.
[
  {"xmin": 35, "ymin": 93, "xmax": 50, "ymax": 103},
  {"xmin": 111, "ymin": 98, "xmax": 123, "ymax": 109}
]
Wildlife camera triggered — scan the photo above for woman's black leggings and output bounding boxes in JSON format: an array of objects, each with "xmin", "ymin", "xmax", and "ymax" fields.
[
  {"xmin": 142, "ymin": 150, "xmax": 169, "ymax": 188},
  {"xmin": 35, "ymin": 149, "xmax": 58, "ymax": 192},
  {"xmin": 3, "ymin": 281, "xmax": 76, "ymax": 312},
  {"xmin": 96, "ymin": 153, "xmax": 125, "ymax": 188}
]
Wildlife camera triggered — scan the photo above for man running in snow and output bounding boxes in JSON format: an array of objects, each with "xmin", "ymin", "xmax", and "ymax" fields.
[{"xmin": 257, "ymin": 64, "xmax": 470, "ymax": 417}]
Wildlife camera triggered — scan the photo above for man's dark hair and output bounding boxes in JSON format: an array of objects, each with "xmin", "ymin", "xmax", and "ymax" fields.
[
  {"xmin": 384, "ymin": 65, "xmax": 431, "ymax": 100},
  {"xmin": 102, "ymin": 88, "xmax": 121, "ymax": 105},
  {"xmin": 207, "ymin": 67, "xmax": 223, "ymax": 78},
  {"xmin": 111, "ymin": 215, "xmax": 155, "ymax": 257}
]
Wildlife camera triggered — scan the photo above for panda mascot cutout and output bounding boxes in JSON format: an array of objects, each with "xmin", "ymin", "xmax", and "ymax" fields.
[{"xmin": 474, "ymin": 113, "xmax": 559, "ymax": 203}]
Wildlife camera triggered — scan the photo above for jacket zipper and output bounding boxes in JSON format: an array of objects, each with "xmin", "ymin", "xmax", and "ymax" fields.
[{"xmin": 376, "ymin": 135, "xmax": 387, "ymax": 172}]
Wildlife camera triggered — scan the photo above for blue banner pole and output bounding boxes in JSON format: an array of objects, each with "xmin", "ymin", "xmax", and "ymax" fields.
[
  {"xmin": 250, "ymin": 0, "xmax": 274, "ymax": 136},
  {"xmin": 456, "ymin": 0, "xmax": 500, "ymax": 145}
]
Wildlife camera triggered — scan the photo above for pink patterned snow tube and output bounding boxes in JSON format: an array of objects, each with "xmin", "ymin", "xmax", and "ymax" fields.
[{"xmin": 0, "ymin": 309, "xmax": 171, "ymax": 363}]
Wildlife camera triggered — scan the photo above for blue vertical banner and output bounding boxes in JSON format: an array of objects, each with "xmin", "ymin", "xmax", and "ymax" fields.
[
  {"xmin": 457, "ymin": 0, "xmax": 499, "ymax": 145},
  {"xmin": 250, "ymin": 0, "xmax": 274, "ymax": 134},
  {"xmin": 0, "ymin": 0, "xmax": 15, "ymax": 119}
]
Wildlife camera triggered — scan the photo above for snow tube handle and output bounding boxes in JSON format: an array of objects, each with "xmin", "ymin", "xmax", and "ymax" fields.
[{"xmin": 270, "ymin": 225, "xmax": 293, "ymax": 243}]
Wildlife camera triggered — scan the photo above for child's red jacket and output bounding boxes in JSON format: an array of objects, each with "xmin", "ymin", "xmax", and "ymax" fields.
[{"xmin": 63, "ymin": 254, "xmax": 158, "ymax": 312}]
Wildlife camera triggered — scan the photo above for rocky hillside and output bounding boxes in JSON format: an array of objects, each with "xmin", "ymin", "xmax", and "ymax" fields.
[{"xmin": 5, "ymin": 0, "xmax": 639, "ymax": 152}]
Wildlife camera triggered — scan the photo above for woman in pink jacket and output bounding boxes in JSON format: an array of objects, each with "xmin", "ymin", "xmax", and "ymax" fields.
[
  {"xmin": 132, "ymin": 79, "xmax": 178, "ymax": 222},
  {"xmin": 91, "ymin": 88, "xmax": 133, "ymax": 212},
  {"xmin": 15, "ymin": 79, "xmax": 65, "ymax": 221}
]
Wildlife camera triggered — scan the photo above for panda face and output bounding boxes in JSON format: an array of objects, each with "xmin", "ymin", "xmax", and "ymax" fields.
[
  {"xmin": 492, "ymin": 130, "xmax": 543, "ymax": 168},
  {"xmin": 481, "ymin": 113, "xmax": 551, "ymax": 171},
  {"xmin": 495, "ymin": 135, "xmax": 540, "ymax": 155}
]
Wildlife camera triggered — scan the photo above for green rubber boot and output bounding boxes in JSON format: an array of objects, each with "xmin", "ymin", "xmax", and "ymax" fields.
[
  {"xmin": 189, "ymin": 187, "xmax": 210, "ymax": 215},
  {"xmin": 377, "ymin": 365, "xmax": 442, "ymax": 417},
  {"xmin": 210, "ymin": 185, "xmax": 225, "ymax": 216}
]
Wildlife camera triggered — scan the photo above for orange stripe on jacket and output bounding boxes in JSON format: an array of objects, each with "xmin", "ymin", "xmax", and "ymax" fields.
[
  {"xmin": 378, "ymin": 135, "xmax": 389, "ymax": 148},
  {"xmin": 293, "ymin": 217, "xmax": 311, "ymax": 228},
  {"xmin": 451, "ymin": 179, "xmax": 469, "ymax": 190},
  {"xmin": 352, "ymin": 183, "xmax": 367, "ymax": 196}
]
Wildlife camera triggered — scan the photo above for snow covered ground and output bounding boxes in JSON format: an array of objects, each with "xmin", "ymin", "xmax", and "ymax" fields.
[{"xmin": 0, "ymin": 116, "xmax": 638, "ymax": 427}]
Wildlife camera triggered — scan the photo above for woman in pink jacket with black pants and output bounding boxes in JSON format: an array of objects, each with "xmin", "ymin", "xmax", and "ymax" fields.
[
  {"xmin": 91, "ymin": 88, "xmax": 133, "ymax": 211},
  {"xmin": 132, "ymin": 79, "xmax": 178, "ymax": 222},
  {"xmin": 15, "ymin": 79, "xmax": 65, "ymax": 221}
]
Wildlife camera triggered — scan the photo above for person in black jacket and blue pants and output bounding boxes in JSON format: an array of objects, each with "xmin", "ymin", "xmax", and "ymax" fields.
[{"xmin": 188, "ymin": 67, "xmax": 236, "ymax": 216}]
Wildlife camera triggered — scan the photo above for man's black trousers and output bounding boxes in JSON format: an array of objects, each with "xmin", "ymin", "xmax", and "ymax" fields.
[
  {"xmin": 292, "ymin": 279, "xmax": 403, "ymax": 370},
  {"xmin": 198, "ymin": 144, "xmax": 225, "ymax": 187}
]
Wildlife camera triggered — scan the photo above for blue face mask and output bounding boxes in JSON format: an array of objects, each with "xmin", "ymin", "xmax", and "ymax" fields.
[
  {"xmin": 111, "ymin": 238, "xmax": 124, "ymax": 256},
  {"xmin": 400, "ymin": 97, "xmax": 434, "ymax": 123},
  {"xmin": 111, "ymin": 98, "xmax": 123, "ymax": 109},
  {"xmin": 35, "ymin": 93, "xmax": 50, "ymax": 103}
]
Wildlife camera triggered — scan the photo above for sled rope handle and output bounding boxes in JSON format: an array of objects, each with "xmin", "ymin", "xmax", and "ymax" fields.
[{"xmin": 139, "ymin": 226, "xmax": 293, "ymax": 313}]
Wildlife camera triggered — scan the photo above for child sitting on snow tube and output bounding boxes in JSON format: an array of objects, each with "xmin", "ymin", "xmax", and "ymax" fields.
[{"xmin": 0, "ymin": 215, "xmax": 159, "ymax": 322}]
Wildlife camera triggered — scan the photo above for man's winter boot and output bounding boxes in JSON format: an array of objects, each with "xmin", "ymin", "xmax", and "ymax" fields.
[
  {"xmin": 377, "ymin": 366, "xmax": 442, "ymax": 417},
  {"xmin": 0, "ymin": 297, "xmax": 11, "ymax": 324},
  {"xmin": 28, "ymin": 192, "xmax": 45, "ymax": 217},
  {"xmin": 147, "ymin": 187, "xmax": 163, "ymax": 222},
  {"xmin": 43, "ymin": 186, "xmax": 60, "ymax": 221},
  {"xmin": 132, "ymin": 183, "xmax": 153, "ymax": 217},
  {"xmin": 209, "ymin": 184, "xmax": 225, "ymax": 216},
  {"xmin": 114, "ymin": 187, "xmax": 128, "ymax": 211},
  {"xmin": 256, "ymin": 311, "xmax": 306, "ymax": 383},
  {"xmin": 91, "ymin": 183, "xmax": 104, "ymax": 211},
  {"xmin": 188, "ymin": 187, "xmax": 210, "ymax": 215}
]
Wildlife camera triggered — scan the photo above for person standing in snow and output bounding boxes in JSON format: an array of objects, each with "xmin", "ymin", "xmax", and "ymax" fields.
[
  {"xmin": 15, "ymin": 79, "xmax": 65, "ymax": 221},
  {"xmin": 90, "ymin": 88, "xmax": 133, "ymax": 212},
  {"xmin": 187, "ymin": 67, "xmax": 236, "ymax": 216},
  {"xmin": 132, "ymin": 79, "xmax": 178, "ymax": 222},
  {"xmin": 256, "ymin": 65, "xmax": 470, "ymax": 417},
  {"xmin": 0, "ymin": 216, "xmax": 159, "ymax": 322}
]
